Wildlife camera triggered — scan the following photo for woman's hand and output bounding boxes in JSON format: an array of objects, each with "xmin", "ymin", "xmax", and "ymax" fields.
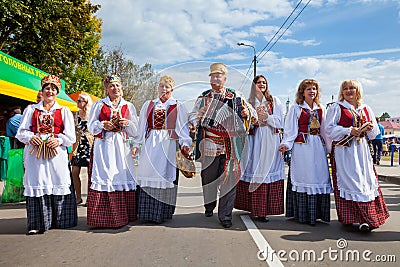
[
  {"xmin": 131, "ymin": 147, "xmax": 140, "ymax": 158},
  {"xmin": 278, "ymin": 144, "xmax": 288, "ymax": 152},
  {"xmin": 257, "ymin": 106, "xmax": 268, "ymax": 122},
  {"xmin": 365, "ymin": 123, "xmax": 373, "ymax": 131},
  {"xmin": 30, "ymin": 135, "xmax": 43, "ymax": 146},
  {"xmin": 350, "ymin": 127, "xmax": 361, "ymax": 137},
  {"xmin": 118, "ymin": 118, "xmax": 130, "ymax": 127},
  {"xmin": 46, "ymin": 137, "xmax": 59, "ymax": 149},
  {"xmin": 103, "ymin": 121, "xmax": 118, "ymax": 131}
]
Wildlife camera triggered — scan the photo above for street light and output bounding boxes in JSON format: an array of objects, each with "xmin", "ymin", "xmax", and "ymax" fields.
[{"xmin": 237, "ymin": 42, "xmax": 257, "ymax": 78}]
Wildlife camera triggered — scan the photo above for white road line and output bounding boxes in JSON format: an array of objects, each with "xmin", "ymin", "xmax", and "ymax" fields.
[{"xmin": 240, "ymin": 215, "xmax": 284, "ymax": 267}]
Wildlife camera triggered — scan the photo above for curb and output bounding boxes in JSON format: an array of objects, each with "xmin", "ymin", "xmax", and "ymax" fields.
[{"xmin": 378, "ymin": 175, "xmax": 400, "ymax": 185}]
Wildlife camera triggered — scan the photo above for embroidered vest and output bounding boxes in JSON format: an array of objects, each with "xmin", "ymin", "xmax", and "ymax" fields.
[
  {"xmin": 145, "ymin": 101, "xmax": 178, "ymax": 139},
  {"xmin": 338, "ymin": 104, "xmax": 370, "ymax": 128},
  {"xmin": 30, "ymin": 108, "xmax": 64, "ymax": 136},
  {"xmin": 294, "ymin": 108, "xmax": 322, "ymax": 143},
  {"xmin": 94, "ymin": 103, "xmax": 129, "ymax": 139}
]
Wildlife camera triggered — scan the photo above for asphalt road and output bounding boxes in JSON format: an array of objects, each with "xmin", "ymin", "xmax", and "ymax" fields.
[{"xmin": 0, "ymin": 166, "xmax": 399, "ymax": 267}]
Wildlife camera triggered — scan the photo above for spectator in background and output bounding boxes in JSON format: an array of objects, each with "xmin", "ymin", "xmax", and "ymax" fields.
[
  {"xmin": 72, "ymin": 93, "xmax": 93, "ymax": 205},
  {"xmin": 382, "ymin": 141, "xmax": 389, "ymax": 156},
  {"xmin": 6, "ymin": 106, "xmax": 24, "ymax": 148},
  {"xmin": 6, "ymin": 106, "xmax": 22, "ymax": 137},
  {"xmin": 372, "ymin": 117, "xmax": 384, "ymax": 165}
]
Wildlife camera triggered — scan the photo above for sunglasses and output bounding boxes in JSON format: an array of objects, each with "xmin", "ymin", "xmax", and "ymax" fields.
[
  {"xmin": 256, "ymin": 81, "xmax": 267, "ymax": 84},
  {"xmin": 77, "ymin": 99, "xmax": 86, "ymax": 103}
]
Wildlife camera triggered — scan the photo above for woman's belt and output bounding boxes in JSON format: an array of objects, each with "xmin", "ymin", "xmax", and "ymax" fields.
[{"xmin": 294, "ymin": 129, "xmax": 320, "ymax": 143}]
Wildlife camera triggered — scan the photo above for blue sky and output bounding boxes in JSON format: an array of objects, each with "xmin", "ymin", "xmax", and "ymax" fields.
[{"xmin": 93, "ymin": 0, "xmax": 400, "ymax": 117}]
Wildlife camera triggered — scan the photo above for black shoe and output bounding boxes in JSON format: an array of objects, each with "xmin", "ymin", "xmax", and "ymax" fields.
[
  {"xmin": 257, "ymin": 216, "xmax": 269, "ymax": 222},
  {"xmin": 220, "ymin": 220, "xmax": 232, "ymax": 228},
  {"xmin": 359, "ymin": 223, "xmax": 370, "ymax": 232},
  {"xmin": 377, "ymin": 160, "xmax": 380, "ymax": 165},
  {"xmin": 205, "ymin": 210, "xmax": 213, "ymax": 217}
]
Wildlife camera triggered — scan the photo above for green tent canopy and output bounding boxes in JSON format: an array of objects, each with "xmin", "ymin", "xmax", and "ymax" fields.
[{"xmin": 0, "ymin": 51, "xmax": 78, "ymax": 111}]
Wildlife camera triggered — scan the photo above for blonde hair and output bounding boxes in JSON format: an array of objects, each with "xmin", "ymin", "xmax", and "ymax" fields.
[
  {"xmin": 78, "ymin": 93, "xmax": 93, "ymax": 120},
  {"xmin": 295, "ymin": 78, "xmax": 321, "ymax": 107},
  {"xmin": 159, "ymin": 75, "xmax": 175, "ymax": 89},
  {"xmin": 338, "ymin": 79, "xmax": 363, "ymax": 106}
]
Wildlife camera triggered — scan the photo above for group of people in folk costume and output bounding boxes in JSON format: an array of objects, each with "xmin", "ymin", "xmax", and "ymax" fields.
[{"xmin": 15, "ymin": 63, "xmax": 389, "ymax": 235}]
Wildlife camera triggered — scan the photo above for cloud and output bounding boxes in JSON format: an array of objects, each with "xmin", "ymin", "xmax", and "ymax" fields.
[
  {"xmin": 251, "ymin": 55, "xmax": 400, "ymax": 116},
  {"xmin": 311, "ymin": 48, "xmax": 400, "ymax": 59},
  {"xmin": 93, "ymin": 0, "xmax": 400, "ymax": 117},
  {"xmin": 94, "ymin": 0, "xmax": 295, "ymax": 65},
  {"xmin": 278, "ymin": 38, "xmax": 320, "ymax": 46}
]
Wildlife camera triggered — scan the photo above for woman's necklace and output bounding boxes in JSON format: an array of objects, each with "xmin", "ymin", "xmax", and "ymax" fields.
[{"xmin": 111, "ymin": 98, "xmax": 120, "ymax": 111}]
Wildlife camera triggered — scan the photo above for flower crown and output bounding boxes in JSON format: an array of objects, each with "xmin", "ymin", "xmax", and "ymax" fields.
[
  {"xmin": 104, "ymin": 75, "xmax": 121, "ymax": 88},
  {"xmin": 41, "ymin": 75, "xmax": 62, "ymax": 90}
]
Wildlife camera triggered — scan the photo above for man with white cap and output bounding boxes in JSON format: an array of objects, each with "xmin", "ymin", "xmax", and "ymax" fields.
[{"xmin": 190, "ymin": 63, "xmax": 256, "ymax": 228}]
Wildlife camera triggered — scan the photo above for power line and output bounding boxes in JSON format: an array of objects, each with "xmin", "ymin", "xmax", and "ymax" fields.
[
  {"xmin": 237, "ymin": 0, "xmax": 311, "ymax": 89},
  {"xmin": 256, "ymin": 0, "xmax": 304, "ymax": 58},
  {"xmin": 258, "ymin": 0, "xmax": 312, "ymax": 62},
  {"xmin": 238, "ymin": 61, "xmax": 255, "ymax": 91}
]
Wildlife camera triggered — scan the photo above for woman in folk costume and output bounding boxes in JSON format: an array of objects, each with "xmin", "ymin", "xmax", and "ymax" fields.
[
  {"xmin": 278, "ymin": 79, "xmax": 332, "ymax": 226},
  {"xmin": 16, "ymin": 75, "xmax": 77, "ymax": 235},
  {"xmin": 87, "ymin": 75, "xmax": 139, "ymax": 228},
  {"xmin": 72, "ymin": 93, "xmax": 94, "ymax": 205},
  {"xmin": 325, "ymin": 80, "xmax": 389, "ymax": 232},
  {"xmin": 132, "ymin": 75, "xmax": 192, "ymax": 223},
  {"xmin": 234, "ymin": 75, "xmax": 285, "ymax": 222}
]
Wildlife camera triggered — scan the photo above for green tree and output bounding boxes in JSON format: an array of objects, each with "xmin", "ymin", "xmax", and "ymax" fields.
[
  {"xmin": 0, "ymin": 0, "xmax": 102, "ymax": 94},
  {"xmin": 380, "ymin": 112, "xmax": 390, "ymax": 121},
  {"xmin": 94, "ymin": 48, "xmax": 158, "ymax": 110}
]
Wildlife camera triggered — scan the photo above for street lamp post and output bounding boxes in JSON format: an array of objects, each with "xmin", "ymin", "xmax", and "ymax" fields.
[{"xmin": 237, "ymin": 42, "xmax": 256, "ymax": 78}]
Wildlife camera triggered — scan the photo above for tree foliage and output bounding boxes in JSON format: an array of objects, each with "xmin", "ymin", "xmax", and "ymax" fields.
[
  {"xmin": 380, "ymin": 112, "xmax": 390, "ymax": 121},
  {"xmin": 94, "ymin": 48, "xmax": 158, "ymax": 110},
  {"xmin": 0, "ymin": 0, "xmax": 102, "ymax": 94},
  {"xmin": 0, "ymin": 1, "xmax": 157, "ymax": 106}
]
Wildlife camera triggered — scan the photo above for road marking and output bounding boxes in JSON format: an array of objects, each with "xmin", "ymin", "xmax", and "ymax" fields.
[{"xmin": 240, "ymin": 215, "xmax": 284, "ymax": 267}]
